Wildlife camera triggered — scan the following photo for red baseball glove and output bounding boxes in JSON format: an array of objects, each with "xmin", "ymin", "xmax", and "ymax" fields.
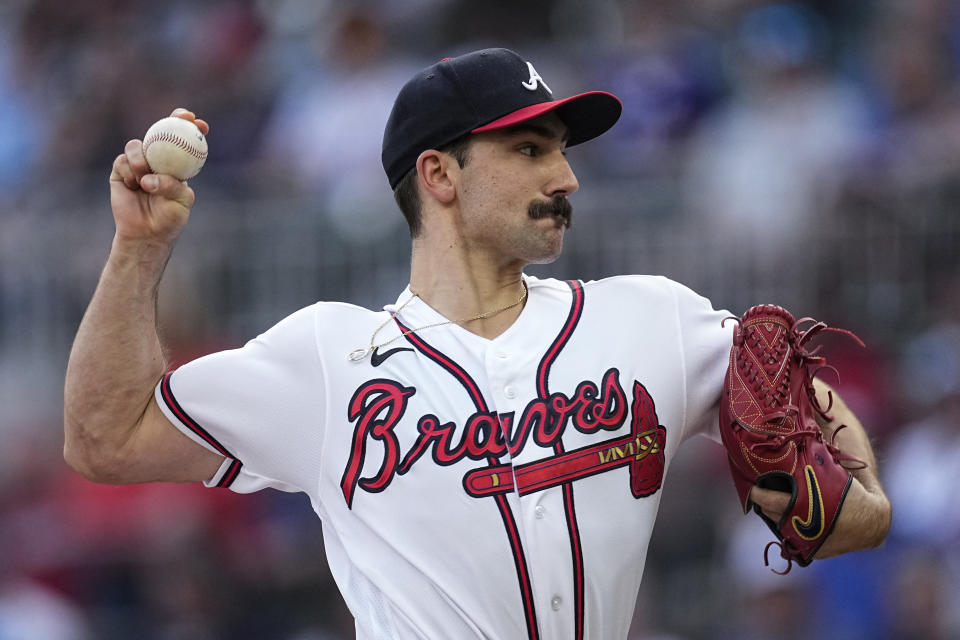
[{"xmin": 719, "ymin": 305, "xmax": 864, "ymax": 573}]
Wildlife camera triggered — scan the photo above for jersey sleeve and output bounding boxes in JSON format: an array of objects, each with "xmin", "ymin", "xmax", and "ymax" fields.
[
  {"xmin": 670, "ymin": 281, "xmax": 733, "ymax": 444},
  {"xmin": 154, "ymin": 304, "xmax": 325, "ymax": 494}
]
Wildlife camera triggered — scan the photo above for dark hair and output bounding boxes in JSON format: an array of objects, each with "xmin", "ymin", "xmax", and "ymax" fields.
[{"xmin": 393, "ymin": 134, "xmax": 472, "ymax": 238}]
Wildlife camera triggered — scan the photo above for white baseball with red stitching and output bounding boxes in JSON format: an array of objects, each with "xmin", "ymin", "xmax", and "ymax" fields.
[{"xmin": 142, "ymin": 116, "xmax": 208, "ymax": 180}]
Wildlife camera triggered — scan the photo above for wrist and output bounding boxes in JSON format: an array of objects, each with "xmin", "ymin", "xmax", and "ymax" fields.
[
  {"xmin": 107, "ymin": 235, "xmax": 176, "ymax": 291},
  {"xmin": 110, "ymin": 233, "xmax": 176, "ymax": 262}
]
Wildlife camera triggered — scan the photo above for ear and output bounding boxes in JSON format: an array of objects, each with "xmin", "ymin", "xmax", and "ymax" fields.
[{"xmin": 416, "ymin": 149, "xmax": 457, "ymax": 205}]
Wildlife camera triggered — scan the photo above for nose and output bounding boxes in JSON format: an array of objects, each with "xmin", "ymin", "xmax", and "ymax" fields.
[{"xmin": 546, "ymin": 153, "xmax": 579, "ymax": 197}]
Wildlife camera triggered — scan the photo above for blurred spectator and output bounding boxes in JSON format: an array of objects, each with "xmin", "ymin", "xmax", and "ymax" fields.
[
  {"xmin": 721, "ymin": 514, "xmax": 816, "ymax": 640},
  {"xmin": 849, "ymin": 0, "xmax": 960, "ymax": 195},
  {"xmin": 682, "ymin": 3, "xmax": 871, "ymax": 265},
  {"xmin": 259, "ymin": 6, "xmax": 418, "ymax": 242},
  {"xmin": 886, "ymin": 322, "xmax": 960, "ymax": 543},
  {"xmin": 585, "ymin": 4, "xmax": 725, "ymax": 180},
  {"xmin": 0, "ymin": 577, "xmax": 88, "ymax": 640},
  {"xmin": 880, "ymin": 321, "xmax": 960, "ymax": 636},
  {"xmin": 884, "ymin": 550, "xmax": 957, "ymax": 640},
  {"xmin": 0, "ymin": 9, "xmax": 49, "ymax": 200}
]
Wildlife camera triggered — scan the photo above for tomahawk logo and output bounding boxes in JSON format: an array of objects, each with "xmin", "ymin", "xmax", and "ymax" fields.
[{"xmin": 521, "ymin": 61, "xmax": 552, "ymax": 94}]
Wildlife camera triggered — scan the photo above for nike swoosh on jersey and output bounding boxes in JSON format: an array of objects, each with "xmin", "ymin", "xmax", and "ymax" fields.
[
  {"xmin": 792, "ymin": 465, "xmax": 825, "ymax": 540},
  {"xmin": 371, "ymin": 346, "xmax": 415, "ymax": 367}
]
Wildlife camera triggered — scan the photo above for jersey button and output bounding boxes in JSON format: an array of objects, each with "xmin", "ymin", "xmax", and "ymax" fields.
[
  {"xmin": 504, "ymin": 386, "xmax": 517, "ymax": 399},
  {"xmin": 551, "ymin": 596, "xmax": 562, "ymax": 611},
  {"xmin": 496, "ymin": 350, "xmax": 510, "ymax": 359},
  {"xmin": 535, "ymin": 505, "xmax": 545, "ymax": 519}
]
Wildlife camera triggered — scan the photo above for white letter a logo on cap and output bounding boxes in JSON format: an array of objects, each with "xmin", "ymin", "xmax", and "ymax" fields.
[{"xmin": 521, "ymin": 62, "xmax": 552, "ymax": 94}]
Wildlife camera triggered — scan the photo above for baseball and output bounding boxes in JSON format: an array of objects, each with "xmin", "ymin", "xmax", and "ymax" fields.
[{"xmin": 142, "ymin": 116, "xmax": 208, "ymax": 180}]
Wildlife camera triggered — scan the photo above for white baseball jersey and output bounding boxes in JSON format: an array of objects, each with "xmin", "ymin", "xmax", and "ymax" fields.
[{"xmin": 155, "ymin": 274, "xmax": 732, "ymax": 640}]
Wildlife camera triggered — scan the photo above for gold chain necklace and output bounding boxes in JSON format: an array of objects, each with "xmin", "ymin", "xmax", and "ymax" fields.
[{"xmin": 348, "ymin": 283, "xmax": 528, "ymax": 362}]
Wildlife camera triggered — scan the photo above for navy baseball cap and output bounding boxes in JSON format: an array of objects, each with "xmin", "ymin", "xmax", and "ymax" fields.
[{"xmin": 382, "ymin": 48, "xmax": 622, "ymax": 189}]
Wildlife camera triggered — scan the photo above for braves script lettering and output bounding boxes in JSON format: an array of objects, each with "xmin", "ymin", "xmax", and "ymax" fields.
[{"xmin": 340, "ymin": 368, "xmax": 666, "ymax": 507}]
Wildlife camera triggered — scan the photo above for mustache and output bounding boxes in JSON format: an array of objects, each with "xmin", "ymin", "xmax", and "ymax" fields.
[{"xmin": 527, "ymin": 196, "xmax": 573, "ymax": 228}]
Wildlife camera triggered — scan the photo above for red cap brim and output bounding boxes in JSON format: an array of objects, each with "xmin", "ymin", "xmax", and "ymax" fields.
[{"xmin": 471, "ymin": 91, "xmax": 622, "ymax": 146}]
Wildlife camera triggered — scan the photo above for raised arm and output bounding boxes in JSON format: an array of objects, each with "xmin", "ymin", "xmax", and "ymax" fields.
[{"xmin": 63, "ymin": 109, "xmax": 223, "ymax": 484}]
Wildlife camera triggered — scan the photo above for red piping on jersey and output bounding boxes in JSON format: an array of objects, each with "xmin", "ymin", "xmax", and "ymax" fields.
[
  {"xmin": 536, "ymin": 280, "xmax": 584, "ymax": 399},
  {"xmin": 536, "ymin": 280, "xmax": 586, "ymax": 640},
  {"xmin": 217, "ymin": 458, "xmax": 244, "ymax": 488},
  {"xmin": 398, "ymin": 321, "xmax": 541, "ymax": 640},
  {"xmin": 402, "ymin": 326, "xmax": 489, "ymax": 410},
  {"xmin": 159, "ymin": 371, "xmax": 241, "ymax": 488}
]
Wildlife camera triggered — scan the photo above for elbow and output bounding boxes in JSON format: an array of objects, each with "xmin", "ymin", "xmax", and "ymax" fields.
[
  {"xmin": 63, "ymin": 440, "xmax": 99, "ymax": 482},
  {"xmin": 817, "ymin": 488, "xmax": 893, "ymax": 559},
  {"xmin": 63, "ymin": 418, "xmax": 132, "ymax": 485},
  {"xmin": 850, "ymin": 492, "xmax": 893, "ymax": 553},
  {"xmin": 63, "ymin": 439, "xmax": 116, "ymax": 484},
  {"xmin": 867, "ymin": 494, "xmax": 893, "ymax": 550}
]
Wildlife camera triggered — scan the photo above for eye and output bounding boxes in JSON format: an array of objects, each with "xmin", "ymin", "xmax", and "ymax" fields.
[{"xmin": 518, "ymin": 144, "xmax": 538, "ymax": 157}]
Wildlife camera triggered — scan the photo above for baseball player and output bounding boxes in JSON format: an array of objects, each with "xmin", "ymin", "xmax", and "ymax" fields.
[{"xmin": 64, "ymin": 48, "xmax": 891, "ymax": 639}]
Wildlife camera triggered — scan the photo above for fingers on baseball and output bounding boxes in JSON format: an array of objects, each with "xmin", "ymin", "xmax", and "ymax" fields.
[
  {"xmin": 124, "ymin": 138, "xmax": 151, "ymax": 174},
  {"xmin": 750, "ymin": 485, "xmax": 791, "ymax": 521},
  {"xmin": 170, "ymin": 107, "xmax": 210, "ymax": 136},
  {"xmin": 112, "ymin": 151, "xmax": 141, "ymax": 190},
  {"xmin": 141, "ymin": 173, "xmax": 194, "ymax": 205}
]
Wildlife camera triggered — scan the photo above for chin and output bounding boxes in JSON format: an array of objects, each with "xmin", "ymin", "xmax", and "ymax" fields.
[
  {"xmin": 526, "ymin": 242, "xmax": 564, "ymax": 265},
  {"xmin": 514, "ymin": 224, "xmax": 565, "ymax": 264},
  {"xmin": 528, "ymin": 254, "xmax": 562, "ymax": 265}
]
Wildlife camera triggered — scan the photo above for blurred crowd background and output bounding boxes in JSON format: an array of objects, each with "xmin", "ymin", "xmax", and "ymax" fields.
[{"xmin": 1, "ymin": 0, "xmax": 959, "ymax": 638}]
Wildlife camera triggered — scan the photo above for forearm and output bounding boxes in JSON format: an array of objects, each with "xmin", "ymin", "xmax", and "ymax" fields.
[
  {"xmin": 812, "ymin": 379, "xmax": 892, "ymax": 557},
  {"xmin": 65, "ymin": 110, "xmax": 216, "ymax": 483},
  {"xmin": 63, "ymin": 237, "xmax": 174, "ymax": 479}
]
